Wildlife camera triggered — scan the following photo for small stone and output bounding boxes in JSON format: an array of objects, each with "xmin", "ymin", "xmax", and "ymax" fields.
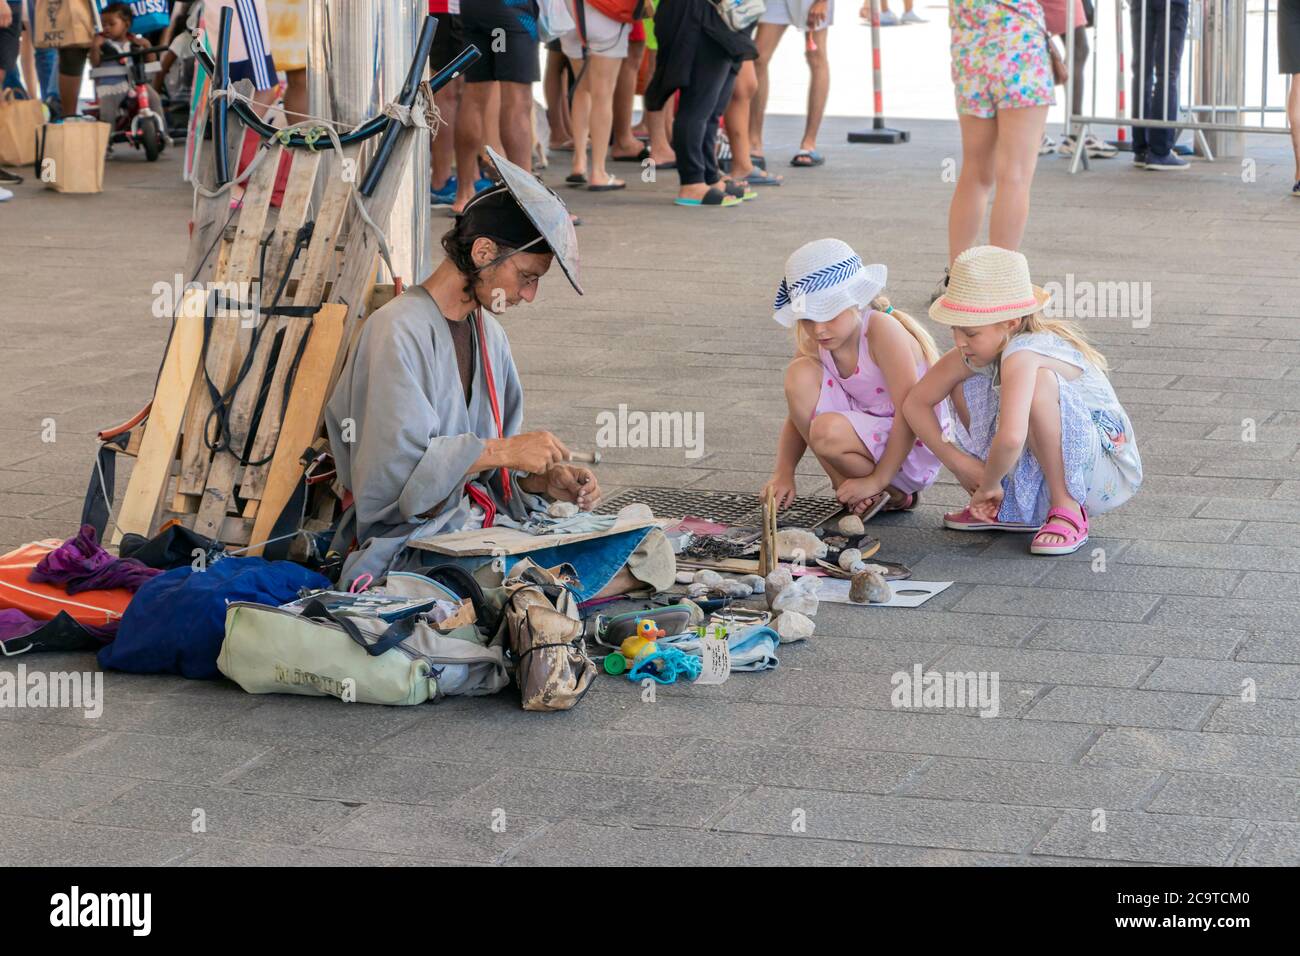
[
  {"xmin": 675, "ymin": 570, "xmax": 695, "ymax": 585},
  {"xmin": 838, "ymin": 514, "xmax": 865, "ymax": 536},
  {"xmin": 548, "ymin": 500, "xmax": 578, "ymax": 518},
  {"xmin": 773, "ymin": 610, "xmax": 815, "ymax": 643},
  {"xmin": 740, "ymin": 574, "xmax": 765, "ymax": 594},
  {"xmin": 693, "ymin": 569, "xmax": 723, "ymax": 588},
  {"xmin": 716, "ymin": 580, "xmax": 754, "ymax": 598},
  {"xmin": 687, "ymin": 583, "xmax": 710, "ymax": 599},
  {"xmin": 838, "ymin": 548, "xmax": 862, "ymax": 571},
  {"xmin": 618, "ymin": 502, "xmax": 654, "ymax": 521},
  {"xmin": 849, "ymin": 570, "xmax": 891, "ymax": 604},
  {"xmin": 764, "ymin": 566, "xmax": 794, "ymax": 609},
  {"xmin": 849, "ymin": 560, "xmax": 868, "ymax": 574},
  {"xmin": 774, "ymin": 528, "xmax": 828, "ymax": 562}
]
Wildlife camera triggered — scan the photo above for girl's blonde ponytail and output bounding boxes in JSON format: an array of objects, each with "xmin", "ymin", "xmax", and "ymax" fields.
[{"xmin": 870, "ymin": 295, "xmax": 941, "ymax": 367}]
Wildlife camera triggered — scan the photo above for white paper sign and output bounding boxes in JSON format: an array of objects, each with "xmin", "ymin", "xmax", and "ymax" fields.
[{"xmin": 695, "ymin": 636, "xmax": 731, "ymax": 685}]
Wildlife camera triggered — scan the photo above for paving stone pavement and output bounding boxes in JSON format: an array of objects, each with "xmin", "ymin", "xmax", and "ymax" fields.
[{"xmin": 0, "ymin": 115, "xmax": 1297, "ymax": 866}]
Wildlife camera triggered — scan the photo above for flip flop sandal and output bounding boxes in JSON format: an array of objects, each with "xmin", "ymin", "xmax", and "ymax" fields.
[
  {"xmin": 882, "ymin": 490, "xmax": 921, "ymax": 512},
  {"xmin": 549, "ymin": 142, "xmax": 575, "ymax": 152},
  {"xmin": 942, "ymin": 507, "xmax": 1040, "ymax": 532},
  {"xmin": 1029, "ymin": 507, "xmax": 1089, "ymax": 556},
  {"xmin": 856, "ymin": 494, "xmax": 892, "ymax": 523},
  {"xmin": 751, "ymin": 154, "xmax": 767, "ymax": 170},
  {"xmin": 722, "ymin": 179, "xmax": 758, "ymax": 201},
  {"xmin": 791, "ymin": 149, "xmax": 826, "ymax": 167},
  {"xmin": 650, "ymin": 159, "xmax": 677, "ymax": 170},
  {"xmin": 612, "ymin": 146, "xmax": 651, "ymax": 162},
  {"xmin": 674, "ymin": 186, "xmax": 741, "ymax": 207},
  {"xmin": 587, "ymin": 179, "xmax": 627, "ymax": 191},
  {"xmin": 565, "ymin": 173, "xmax": 588, "ymax": 186},
  {"xmin": 742, "ymin": 169, "xmax": 783, "ymax": 186}
]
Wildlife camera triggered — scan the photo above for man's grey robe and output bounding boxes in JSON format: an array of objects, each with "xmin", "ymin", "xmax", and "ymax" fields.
[{"xmin": 325, "ymin": 286, "xmax": 545, "ymax": 583}]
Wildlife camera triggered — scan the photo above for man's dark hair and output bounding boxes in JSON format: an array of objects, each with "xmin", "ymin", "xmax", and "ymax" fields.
[
  {"xmin": 102, "ymin": 3, "xmax": 135, "ymax": 23},
  {"xmin": 440, "ymin": 219, "xmax": 513, "ymax": 301}
]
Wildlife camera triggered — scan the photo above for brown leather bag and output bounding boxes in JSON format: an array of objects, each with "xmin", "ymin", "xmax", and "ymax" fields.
[{"xmin": 499, "ymin": 563, "xmax": 596, "ymax": 712}]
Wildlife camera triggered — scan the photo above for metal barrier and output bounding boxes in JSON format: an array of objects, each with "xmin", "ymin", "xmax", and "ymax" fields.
[{"xmin": 1064, "ymin": 0, "xmax": 1293, "ymax": 173}]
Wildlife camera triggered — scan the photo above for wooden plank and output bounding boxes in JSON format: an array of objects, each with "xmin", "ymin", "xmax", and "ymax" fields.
[
  {"xmin": 408, "ymin": 517, "xmax": 661, "ymax": 558},
  {"xmin": 235, "ymin": 168, "xmax": 354, "ymax": 500},
  {"xmin": 330, "ymin": 132, "xmax": 416, "ymax": 340},
  {"xmin": 260, "ymin": 150, "xmax": 322, "ymax": 301},
  {"xmin": 245, "ymin": 304, "xmax": 348, "ymax": 556},
  {"xmin": 176, "ymin": 140, "xmax": 283, "ymax": 498},
  {"xmin": 191, "ymin": 151, "xmax": 323, "ymax": 540},
  {"xmin": 112, "ymin": 290, "xmax": 207, "ymax": 545}
]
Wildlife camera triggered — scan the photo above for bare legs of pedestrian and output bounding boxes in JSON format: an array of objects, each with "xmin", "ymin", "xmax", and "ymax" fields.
[
  {"xmin": 801, "ymin": 26, "xmax": 829, "ymax": 155},
  {"xmin": 1288, "ymin": 73, "xmax": 1300, "ymax": 184},
  {"xmin": 568, "ymin": 53, "xmax": 625, "ymax": 188},
  {"xmin": 725, "ymin": 60, "xmax": 758, "ymax": 180},
  {"xmin": 611, "ymin": 39, "xmax": 646, "ymax": 158},
  {"xmin": 749, "ymin": 22, "xmax": 785, "ymax": 165},
  {"xmin": 544, "ymin": 46, "xmax": 572, "ymax": 149},
  {"xmin": 947, "ymin": 106, "xmax": 1048, "ymax": 262},
  {"xmin": 432, "ymin": 74, "xmax": 462, "ymax": 193}
]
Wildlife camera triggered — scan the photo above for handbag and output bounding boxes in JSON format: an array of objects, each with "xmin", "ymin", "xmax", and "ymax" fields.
[
  {"xmin": 586, "ymin": 0, "xmax": 648, "ymax": 25},
  {"xmin": 218, "ymin": 571, "xmax": 510, "ymax": 705},
  {"xmin": 497, "ymin": 562, "xmax": 596, "ymax": 712},
  {"xmin": 712, "ymin": 0, "xmax": 766, "ymax": 32}
]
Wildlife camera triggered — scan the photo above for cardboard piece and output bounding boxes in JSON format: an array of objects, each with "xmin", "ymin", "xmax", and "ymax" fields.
[
  {"xmin": 814, "ymin": 578, "xmax": 953, "ymax": 609},
  {"xmin": 409, "ymin": 516, "xmax": 659, "ymax": 557}
]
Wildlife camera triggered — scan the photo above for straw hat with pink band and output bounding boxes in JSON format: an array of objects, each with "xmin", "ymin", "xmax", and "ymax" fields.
[{"xmin": 928, "ymin": 245, "xmax": 1052, "ymax": 328}]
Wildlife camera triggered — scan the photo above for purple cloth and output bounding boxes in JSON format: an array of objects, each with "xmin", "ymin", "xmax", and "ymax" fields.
[
  {"xmin": 0, "ymin": 608, "xmax": 115, "ymax": 652},
  {"xmin": 28, "ymin": 524, "xmax": 162, "ymax": 596},
  {"xmin": 0, "ymin": 608, "xmax": 43, "ymax": 641}
]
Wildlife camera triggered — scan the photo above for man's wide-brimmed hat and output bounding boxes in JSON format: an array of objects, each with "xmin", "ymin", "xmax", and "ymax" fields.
[
  {"xmin": 928, "ymin": 245, "xmax": 1051, "ymax": 328},
  {"xmin": 479, "ymin": 145, "xmax": 582, "ymax": 294},
  {"xmin": 772, "ymin": 238, "xmax": 888, "ymax": 327}
]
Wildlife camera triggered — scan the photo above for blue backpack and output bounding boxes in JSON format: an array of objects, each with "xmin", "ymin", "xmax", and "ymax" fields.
[{"xmin": 99, "ymin": 557, "xmax": 328, "ymax": 679}]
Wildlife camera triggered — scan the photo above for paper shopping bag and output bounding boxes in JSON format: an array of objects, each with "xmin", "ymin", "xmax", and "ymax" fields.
[
  {"xmin": 0, "ymin": 92, "xmax": 46, "ymax": 166},
  {"xmin": 32, "ymin": 0, "xmax": 97, "ymax": 50},
  {"xmin": 37, "ymin": 121, "xmax": 111, "ymax": 193}
]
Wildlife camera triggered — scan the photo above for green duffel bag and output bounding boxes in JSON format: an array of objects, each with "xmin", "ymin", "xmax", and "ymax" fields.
[{"xmin": 217, "ymin": 571, "xmax": 510, "ymax": 706}]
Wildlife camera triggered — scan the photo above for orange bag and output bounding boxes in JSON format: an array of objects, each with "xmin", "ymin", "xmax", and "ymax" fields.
[
  {"xmin": 0, "ymin": 541, "xmax": 134, "ymax": 626},
  {"xmin": 585, "ymin": 0, "xmax": 647, "ymax": 25}
]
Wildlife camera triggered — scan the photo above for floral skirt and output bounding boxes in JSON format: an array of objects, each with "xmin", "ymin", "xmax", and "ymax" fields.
[{"xmin": 956, "ymin": 370, "xmax": 1136, "ymax": 524}]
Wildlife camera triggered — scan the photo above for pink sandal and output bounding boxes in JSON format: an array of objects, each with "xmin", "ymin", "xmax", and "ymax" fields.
[
  {"xmin": 1030, "ymin": 506, "xmax": 1089, "ymax": 556},
  {"xmin": 943, "ymin": 508, "xmax": 1040, "ymax": 532}
]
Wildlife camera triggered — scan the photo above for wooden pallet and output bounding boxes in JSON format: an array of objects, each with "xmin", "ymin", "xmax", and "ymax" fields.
[{"xmin": 112, "ymin": 110, "xmax": 422, "ymax": 552}]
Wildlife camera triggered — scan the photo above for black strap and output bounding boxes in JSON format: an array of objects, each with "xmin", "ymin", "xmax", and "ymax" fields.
[
  {"xmin": 421, "ymin": 563, "xmax": 493, "ymax": 629},
  {"xmin": 298, "ymin": 598, "xmax": 416, "ymax": 657},
  {"xmin": 81, "ymin": 432, "xmax": 130, "ymax": 538}
]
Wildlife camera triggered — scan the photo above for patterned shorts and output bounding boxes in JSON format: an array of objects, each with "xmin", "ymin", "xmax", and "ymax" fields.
[{"xmin": 950, "ymin": 0, "xmax": 1056, "ymax": 118}]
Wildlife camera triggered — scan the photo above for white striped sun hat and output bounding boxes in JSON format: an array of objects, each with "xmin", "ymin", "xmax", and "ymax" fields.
[
  {"xmin": 772, "ymin": 238, "xmax": 888, "ymax": 327},
  {"xmin": 928, "ymin": 245, "xmax": 1051, "ymax": 328}
]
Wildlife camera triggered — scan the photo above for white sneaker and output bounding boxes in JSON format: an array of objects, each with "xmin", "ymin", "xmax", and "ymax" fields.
[
  {"xmin": 900, "ymin": 10, "xmax": 927, "ymax": 23},
  {"xmin": 878, "ymin": 10, "xmax": 899, "ymax": 25},
  {"xmin": 1076, "ymin": 133, "xmax": 1118, "ymax": 158},
  {"xmin": 1038, "ymin": 134, "xmax": 1057, "ymax": 156},
  {"xmin": 0, "ymin": 186, "xmax": 11, "ymax": 201}
]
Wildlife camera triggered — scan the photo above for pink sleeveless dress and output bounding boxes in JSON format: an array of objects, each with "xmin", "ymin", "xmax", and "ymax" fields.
[{"xmin": 812, "ymin": 313, "xmax": 949, "ymax": 495}]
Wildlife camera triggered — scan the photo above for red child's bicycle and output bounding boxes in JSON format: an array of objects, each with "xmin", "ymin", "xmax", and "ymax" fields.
[{"xmin": 87, "ymin": 44, "xmax": 171, "ymax": 162}]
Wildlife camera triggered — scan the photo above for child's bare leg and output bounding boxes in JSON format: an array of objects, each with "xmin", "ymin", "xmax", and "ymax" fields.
[
  {"xmin": 808, "ymin": 413, "xmax": 875, "ymax": 478},
  {"xmin": 1026, "ymin": 368, "xmax": 1084, "ymax": 545},
  {"xmin": 785, "ymin": 358, "xmax": 850, "ymax": 487}
]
